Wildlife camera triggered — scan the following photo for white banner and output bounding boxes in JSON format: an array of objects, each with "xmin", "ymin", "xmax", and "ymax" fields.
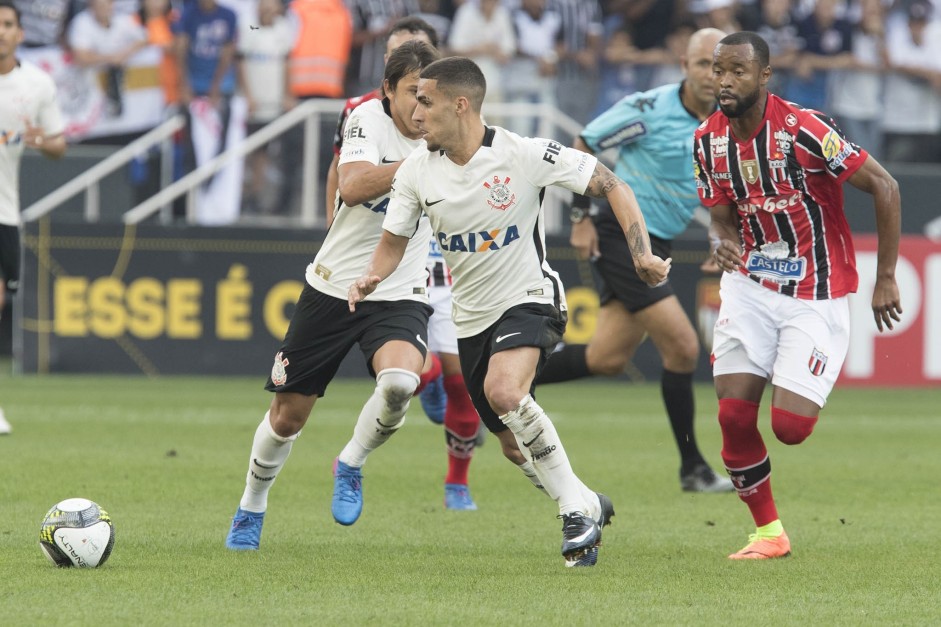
[{"xmin": 17, "ymin": 45, "xmax": 166, "ymax": 141}]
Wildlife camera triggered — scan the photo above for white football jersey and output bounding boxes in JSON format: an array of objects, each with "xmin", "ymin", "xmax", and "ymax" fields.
[
  {"xmin": 0, "ymin": 61, "xmax": 65, "ymax": 226},
  {"xmin": 307, "ymin": 98, "xmax": 432, "ymax": 302},
  {"xmin": 384, "ymin": 127, "xmax": 597, "ymax": 337}
]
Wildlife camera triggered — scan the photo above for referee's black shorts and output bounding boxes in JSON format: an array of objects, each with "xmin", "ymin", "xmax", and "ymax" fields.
[
  {"xmin": 0, "ymin": 224, "xmax": 20, "ymax": 294},
  {"xmin": 591, "ymin": 212, "xmax": 674, "ymax": 313},
  {"xmin": 264, "ymin": 283, "xmax": 432, "ymax": 397},
  {"xmin": 458, "ymin": 303, "xmax": 566, "ymax": 434}
]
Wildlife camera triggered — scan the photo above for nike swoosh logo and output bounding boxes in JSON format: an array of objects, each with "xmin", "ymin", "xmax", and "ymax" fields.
[
  {"xmin": 495, "ymin": 332, "xmax": 521, "ymax": 343},
  {"xmin": 521, "ymin": 429, "xmax": 543, "ymax": 448},
  {"xmin": 415, "ymin": 334, "xmax": 428, "ymax": 350},
  {"xmin": 566, "ymin": 527, "xmax": 596, "ymax": 546},
  {"xmin": 425, "ymin": 198, "xmax": 445, "ymax": 206},
  {"xmin": 253, "ymin": 458, "xmax": 278, "ymax": 470},
  {"xmin": 381, "ymin": 157, "xmax": 397, "ymax": 164}
]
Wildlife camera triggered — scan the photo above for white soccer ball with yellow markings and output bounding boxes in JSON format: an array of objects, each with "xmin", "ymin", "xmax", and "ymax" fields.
[{"xmin": 39, "ymin": 498, "xmax": 115, "ymax": 568}]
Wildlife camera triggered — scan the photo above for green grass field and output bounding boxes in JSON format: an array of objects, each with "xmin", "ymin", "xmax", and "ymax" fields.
[{"xmin": 1, "ymin": 375, "xmax": 939, "ymax": 625}]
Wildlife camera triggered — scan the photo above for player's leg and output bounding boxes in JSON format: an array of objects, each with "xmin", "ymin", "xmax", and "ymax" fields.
[
  {"xmin": 416, "ymin": 282, "xmax": 451, "ymax": 424},
  {"xmin": 715, "ymin": 370, "xmax": 790, "ymax": 559},
  {"xmin": 713, "ymin": 273, "xmax": 790, "ymax": 559},
  {"xmin": 332, "ymin": 302, "xmax": 428, "ymax": 525},
  {"xmin": 427, "ymin": 286, "xmax": 480, "ymax": 509},
  {"xmin": 232, "ymin": 392, "xmax": 317, "ymax": 528},
  {"xmin": 729, "ymin": 296, "xmax": 850, "ymax": 558},
  {"xmin": 636, "ymin": 296, "xmax": 733, "ymax": 492},
  {"xmin": 489, "ymin": 347, "xmax": 602, "ymax": 567},
  {"xmin": 227, "ymin": 286, "xmax": 356, "ymax": 549},
  {"xmin": 769, "ymin": 295, "xmax": 849, "ymax": 445},
  {"xmin": 458, "ymin": 309, "xmax": 606, "ymax": 566},
  {"xmin": 416, "ymin": 351, "xmax": 446, "ymax": 424},
  {"xmin": 488, "ymin": 305, "xmax": 607, "ymax": 566},
  {"xmin": 439, "ymin": 351, "xmax": 480, "ymax": 510}
]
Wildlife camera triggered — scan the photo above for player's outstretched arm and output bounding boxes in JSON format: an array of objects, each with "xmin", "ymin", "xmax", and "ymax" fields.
[
  {"xmin": 583, "ymin": 161, "xmax": 670, "ymax": 286},
  {"xmin": 848, "ymin": 155, "xmax": 903, "ymax": 331},
  {"xmin": 348, "ymin": 230, "xmax": 410, "ymax": 312}
]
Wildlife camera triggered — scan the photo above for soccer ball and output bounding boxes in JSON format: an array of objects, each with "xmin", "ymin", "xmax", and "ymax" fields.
[{"xmin": 39, "ymin": 498, "xmax": 115, "ymax": 568}]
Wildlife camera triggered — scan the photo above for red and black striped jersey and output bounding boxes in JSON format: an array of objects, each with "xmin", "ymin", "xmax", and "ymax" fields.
[{"xmin": 694, "ymin": 93, "xmax": 868, "ymax": 300}]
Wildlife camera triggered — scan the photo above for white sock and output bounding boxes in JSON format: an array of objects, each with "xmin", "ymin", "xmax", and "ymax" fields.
[
  {"xmin": 579, "ymin": 480, "xmax": 601, "ymax": 522},
  {"xmin": 500, "ymin": 395, "xmax": 584, "ymax": 515},
  {"xmin": 239, "ymin": 412, "xmax": 298, "ymax": 513},
  {"xmin": 517, "ymin": 460, "xmax": 548, "ymax": 495},
  {"xmin": 338, "ymin": 368, "xmax": 419, "ymax": 468}
]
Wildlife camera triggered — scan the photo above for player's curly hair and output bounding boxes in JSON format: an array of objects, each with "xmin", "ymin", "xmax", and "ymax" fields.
[{"xmin": 719, "ymin": 31, "xmax": 770, "ymax": 68}]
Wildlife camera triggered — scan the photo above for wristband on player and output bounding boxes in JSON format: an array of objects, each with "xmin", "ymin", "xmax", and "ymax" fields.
[{"xmin": 570, "ymin": 193, "xmax": 590, "ymax": 223}]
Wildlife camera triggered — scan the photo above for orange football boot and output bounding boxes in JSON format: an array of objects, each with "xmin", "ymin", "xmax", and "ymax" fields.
[{"xmin": 728, "ymin": 531, "xmax": 791, "ymax": 560}]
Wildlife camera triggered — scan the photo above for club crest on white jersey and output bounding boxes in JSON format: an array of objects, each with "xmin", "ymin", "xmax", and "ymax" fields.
[{"xmin": 483, "ymin": 175, "xmax": 516, "ymax": 210}]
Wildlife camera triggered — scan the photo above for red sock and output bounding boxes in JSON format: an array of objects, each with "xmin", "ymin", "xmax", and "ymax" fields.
[
  {"xmin": 718, "ymin": 398, "xmax": 779, "ymax": 527},
  {"xmin": 443, "ymin": 374, "xmax": 479, "ymax": 485},
  {"xmin": 415, "ymin": 353, "xmax": 442, "ymax": 395}
]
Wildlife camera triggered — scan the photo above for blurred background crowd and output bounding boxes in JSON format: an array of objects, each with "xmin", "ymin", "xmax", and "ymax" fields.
[{"xmin": 14, "ymin": 0, "xmax": 941, "ymax": 220}]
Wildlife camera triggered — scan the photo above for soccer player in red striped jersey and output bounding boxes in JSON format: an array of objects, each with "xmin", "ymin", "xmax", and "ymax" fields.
[{"xmin": 694, "ymin": 31, "xmax": 903, "ymax": 559}]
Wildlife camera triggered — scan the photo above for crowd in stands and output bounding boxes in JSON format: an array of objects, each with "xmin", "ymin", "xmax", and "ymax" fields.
[{"xmin": 15, "ymin": 0, "xmax": 941, "ymax": 220}]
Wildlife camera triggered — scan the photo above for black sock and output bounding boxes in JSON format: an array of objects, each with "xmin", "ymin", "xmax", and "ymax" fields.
[
  {"xmin": 535, "ymin": 344, "xmax": 591, "ymax": 384},
  {"xmin": 661, "ymin": 369, "xmax": 704, "ymax": 469}
]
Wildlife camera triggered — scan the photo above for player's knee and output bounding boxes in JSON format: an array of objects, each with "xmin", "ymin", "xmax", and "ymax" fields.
[
  {"xmin": 717, "ymin": 398, "xmax": 760, "ymax": 435},
  {"xmin": 588, "ymin": 352, "xmax": 630, "ymax": 376},
  {"xmin": 483, "ymin": 380, "xmax": 525, "ymax": 416},
  {"xmin": 771, "ymin": 406, "xmax": 818, "ymax": 445},
  {"xmin": 376, "ymin": 368, "xmax": 420, "ymax": 413},
  {"xmin": 659, "ymin": 335, "xmax": 699, "ymax": 372}
]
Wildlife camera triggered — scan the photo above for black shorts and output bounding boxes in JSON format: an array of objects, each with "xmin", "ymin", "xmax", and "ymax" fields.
[
  {"xmin": 591, "ymin": 211, "xmax": 674, "ymax": 313},
  {"xmin": 264, "ymin": 283, "xmax": 433, "ymax": 397},
  {"xmin": 0, "ymin": 224, "xmax": 20, "ymax": 294},
  {"xmin": 457, "ymin": 303, "xmax": 566, "ymax": 434}
]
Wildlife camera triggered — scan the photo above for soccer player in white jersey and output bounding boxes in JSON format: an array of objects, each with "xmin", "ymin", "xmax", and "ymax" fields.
[
  {"xmin": 325, "ymin": 18, "xmax": 481, "ymax": 511},
  {"xmin": 225, "ymin": 41, "xmax": 442, "ymax": 551},
  {"xmin": 0, "ymin": 0, "xmax": 67, "ymax": 435},
  {"xmin": 349, "ymin": 56, "xmax": 672, "ymax": 567}
]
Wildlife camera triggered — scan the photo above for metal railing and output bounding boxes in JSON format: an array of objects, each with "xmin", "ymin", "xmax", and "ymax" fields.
[
  {"xmin": 21, "ymin": 115, "xmax": 185, "ymax": 223},
  {"xmin": 124, "ymin": 98, "xmax": 342, "ymax": 226},
  {"xmin": 22, "ymin": 100, "xmax": 585, "ymax": 233}
]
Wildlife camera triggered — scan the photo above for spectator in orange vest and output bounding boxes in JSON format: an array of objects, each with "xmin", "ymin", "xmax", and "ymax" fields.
[{"xmin": 278, "ymin": 0, "xmax": 353, "ymax": 216}]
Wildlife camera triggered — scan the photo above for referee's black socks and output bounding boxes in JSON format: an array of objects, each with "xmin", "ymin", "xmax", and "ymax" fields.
[{"xmin": 535, "ymin": 344, "xmax": 591, "ymax": 384}]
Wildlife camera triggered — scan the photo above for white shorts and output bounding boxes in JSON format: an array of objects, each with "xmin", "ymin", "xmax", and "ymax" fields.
[
  {"xmin": 712, "ymin": 272, "xmax": 850, "ymax": 407},
  {"xmin": 427, "ymin": 283, "xmax": 458, "ymax": 355}
]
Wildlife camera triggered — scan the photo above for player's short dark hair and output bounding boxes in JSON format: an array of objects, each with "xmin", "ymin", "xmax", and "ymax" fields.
[
  {"xmin": 384, "ymin": 39, "xmax": 441, "ymax": 93},
  {"xmin": 0, "ymin": 0, "xmax": 21, "ymax": 27},
  {"xmin": 718, "ymin": 31, "xmax": 770, "ymax": 68},
  {"xmin": 389, "ymin": 16, "xmax": 439, "ymax": 49},
  {"xmin": 419, "ymin": 57, "xmax": 486, "ymax": 112}
]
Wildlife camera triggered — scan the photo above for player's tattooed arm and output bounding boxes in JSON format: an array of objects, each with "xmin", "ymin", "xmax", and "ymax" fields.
[
  {"xmin": 583, "ymin": 161, "xmax": 623, "ymax": 199},
  {"xmin": 627, "ymin": 223, "xmax": 647, "ymax": 258},
  {"xmin": 585, "ymin": 162, "xmax": 671, "ymax": 286}
]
